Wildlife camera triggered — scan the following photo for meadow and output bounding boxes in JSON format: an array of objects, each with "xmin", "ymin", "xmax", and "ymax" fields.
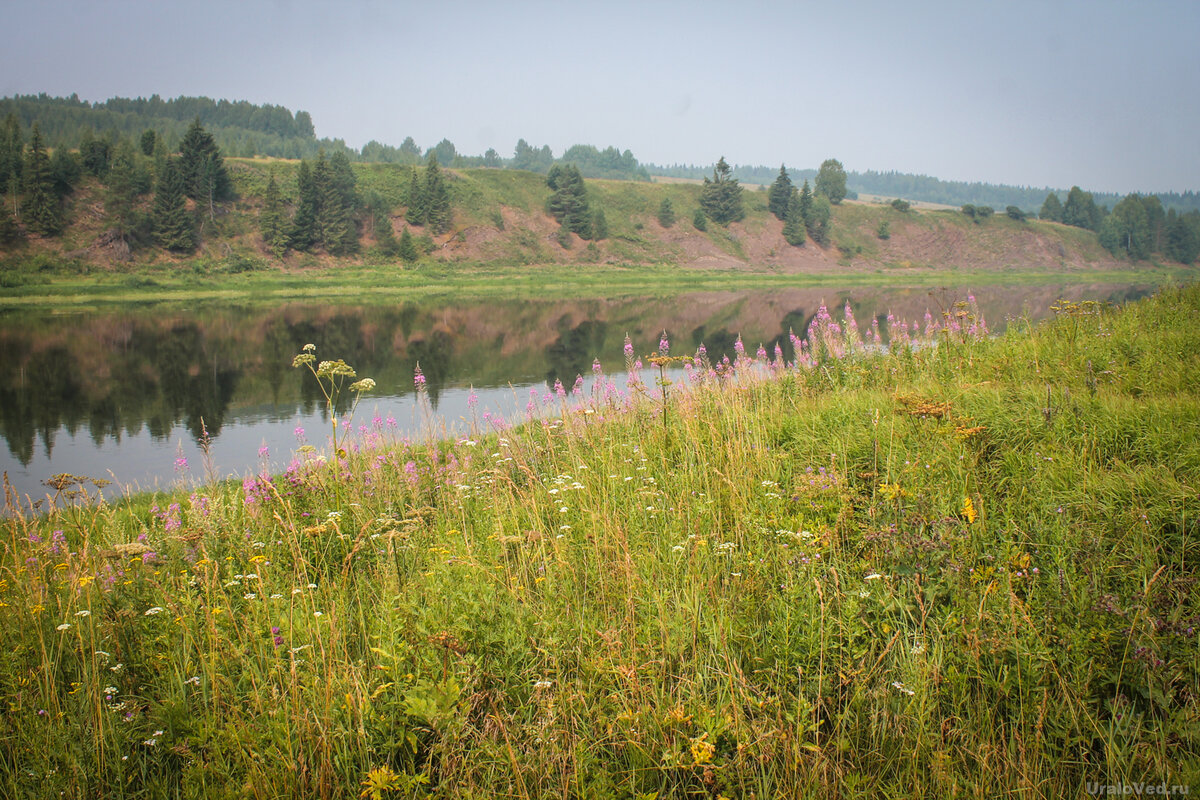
[{"xmin": 1, "ymin": 286, "xmax": 1197, "ymax": 799}]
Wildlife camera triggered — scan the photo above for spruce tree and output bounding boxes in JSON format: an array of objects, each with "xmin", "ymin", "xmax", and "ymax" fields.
[
  {"xmin": 798, "ymin": 180, "xmax": 814, "ymax": 228},
  {"xmin": 0, "ymin": 203, "xmax": 20, "ymax": 245},
  {"xmin": 692, "ymin": 207, "xmax": 707, "ymax": 231},
  {"xmin": 23, "ymin": 124, "xmax": 62, "ymax": 236},
  {"xmin": 783, "ymin": 189, "xmax": 806, "ymax": 246},
  {"xmin": 374, "ymin": 212, "xmax": 399, "ymax": 256},
  {"xmin": 423, "ymin": 154, "xmax": 452, "ymax": 235},
  {"xmin": 1039, "ymin": 192, "xmax": 1063, "ymax": 222},
  {"xmin": 656, "ymin": 197, "xmax": 676, "ymax": 228},
  {"xmin": 290, "ymin": 159, "xmax": 319, "ymax": 251},
  {"xmin": 140, "ymin": 129, "xmax": 157, "ymax": 157},
  {"xmin": 768, "ymin": 164, "xmax": 793, "ymax": 221},
  {"xmin": 259, "ymin": 173, "xmax": 290, "ymax": 258},
  {"xmin": 591, "ymin": 207, "xmax": 608, "ymax": 240},
  {"xmin": 152, "ymin": 157, "xmax": 195, "ymax": 252},
  {"xmin": 0, "ymin": 113, "xmax": 21, "ymax": 197},
  {"xmin": 546, "ymin": 165, "xmax": 590, "ymax": 238},
  {"xmin": 178, "ymin": 118, "xmax": 231, "ymax": 203},
  {"xmin": 699, "ymin": 157, "xmax": 744, "ymax": 225},
  {"xmin": 406, "ymin": 168, "xmax": 426, "ymax": 226},
  {"xmin": 397, "ymin": 226, "xmax": 419, "ymax": 262},
  {"xmin": 105, "ymin": 144, "xmax": 140, "ymax": 245},
  {"xmin": 50, "ymin": 147, "xmax": 80, "ymax": 198}
]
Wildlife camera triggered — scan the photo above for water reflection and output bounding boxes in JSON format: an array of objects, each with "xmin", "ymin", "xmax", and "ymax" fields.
[{"xmin": 0, "ymin": 283, "xmax": 1154, "ymax": 499}]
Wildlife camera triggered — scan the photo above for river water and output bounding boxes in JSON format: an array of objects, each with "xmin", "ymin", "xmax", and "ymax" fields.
[{"xmin": 0, "ymin": 282, "xmax": 1153, "ymax": 502}]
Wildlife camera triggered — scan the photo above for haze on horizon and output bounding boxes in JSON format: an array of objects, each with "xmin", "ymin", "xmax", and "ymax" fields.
[{"xmin": 2, "ymin": 0, "xmax": 1197, "ymax": 196}]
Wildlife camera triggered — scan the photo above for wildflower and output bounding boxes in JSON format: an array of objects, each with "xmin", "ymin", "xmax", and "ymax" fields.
[
  {"xmin": 313, "ymin": 611, "xmax": 323, "ymax": 617},
  {"xmin": 864, "ymin": 573, "xmax": 883, "ymax": 580},
  {"xmin": 174, "ymin": 456, "xmax": 188, "ymax": 473},
  {"xmin": 57, "ymin": 623, "xmax": 71, "ymax": 631},
  {"xmin": 892, "ymin": 681, "xmax": 915, "ymax": 696},
  {"xmin": 144, "ymin": 607, "xmax": 164, "ymax": 616},
  {"xmin": 414, "ymin": 364, "xmax": 426, "ymax": 390},
  {"xmin": 75, "ymin": 610, "xmax": 90, "ymax": 617},
  {"xmin": 184, "ymin": 676, "xmax": 200, "ymax": 685},
  {"xmin": 360, "ymin": 765, "xmax": 404, "ymax": 799},
  {"xmin": 689, "ymin": 733, "xmax": 716, "ymax": 765},
  {"xmin": 962, "ymin": 496, "xmax": 977, "ymax": 523},
  {"xmin": 532, "ymin": 679, "xmax": 553, "ymax": 689},
  {"xmin": 243, "ymin": 593, "xmax": 257, "ymax": 600}
]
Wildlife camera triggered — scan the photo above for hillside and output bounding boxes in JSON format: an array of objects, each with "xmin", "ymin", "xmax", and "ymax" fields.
[{"xmin": 0, "ymin": 157, "xmax": 1162, "ymax": 279}]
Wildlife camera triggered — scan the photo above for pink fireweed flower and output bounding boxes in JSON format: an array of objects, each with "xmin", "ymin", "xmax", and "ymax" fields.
[
  {"xmin": 258, "ymin": 444, "xmax": 269, "ymax": 459},
  {"xmin": 174, "ymin": 456, "xmax": 188, "ymax": 473},
  {"xmin": 592, "ymin": 359, "xmax": 602, "ymax": 376},
  {"xmin": 624, "ymin": 334, "xmax": 634, "ymax": 361},
  {"xmin": 294, "ymin": 426, "xmax": 306, "ymax": 442},
  {"xmin": 554, "ymin": 378, "xmax": 566, "ymax": 398},
  {"xmin": 756, "ymin": 344, "xmax": 767, "ymax": 362},
  {"xmin": 572, "ymin": 375, "xmax": 584, "ymax": 396},
  {"xmin": 414, "ymin": 364, "xmax": 426, "ymax": 390},
  {"xmin": 467, "ymin": 387, "xmax": 478, "ymax": 409},
  {"xmin": 658, "ymin": 331, "xmax": 670, "ymax": 356}
]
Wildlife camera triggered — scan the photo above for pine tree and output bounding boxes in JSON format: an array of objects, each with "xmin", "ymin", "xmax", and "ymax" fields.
[
  {"xmin": 657, "ymin": 197, "xmax": 676, "ymax": 228},
  {"xmin": 768, "ymin": 164, "xmax": 793, "ymax": 221},
  {"xmin": 406, "ymin": 168, "xmax": 426, "ymax": 226},
  {"xmin": 783, "ymin": 189, "xmax": 806, "ymax": 246},
  {"xmin": 152, "ymin": 157, "xmax": 195, "ymax": 252},
  {"xmin": 23, "ymin": 124, "xmax": 62, "ymax": 236},
  {"xmin": 259, "ymin": 173, "xmax": 290, "ymax": 258},
  {"xmin": 328, "ymin": 150, "xmax": 358, "ymax": 211},
  {"xmin": 290, "ymin": 159, "xmax": 319, "ymax": 251},
  {"xmin": 1040, "ymin": 192, "xmax": 1063, "ymax": 222},
  {"xmin": 424, "ymin": 154, "xmax": 452, "ymax": 235},
  {"xmin": 699, "ymin": 156, "xmax": 744, "ymax": 225}
]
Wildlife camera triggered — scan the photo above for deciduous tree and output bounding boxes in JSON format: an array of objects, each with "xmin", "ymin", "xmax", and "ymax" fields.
[{"xmin": 815, "ymin": 158, "xmax": 847, "ymax": 204}]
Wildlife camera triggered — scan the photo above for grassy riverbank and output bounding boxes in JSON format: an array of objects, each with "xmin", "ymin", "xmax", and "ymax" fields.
[
  {"xmin": 0, "ymin": 259, "xmax": 1184, "ymax": 309},
  {"xmin": 2, "ymin": 287, "xmax": 1198, "ymax": 798}
]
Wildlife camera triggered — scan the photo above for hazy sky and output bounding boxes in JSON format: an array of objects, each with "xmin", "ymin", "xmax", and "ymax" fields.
[{"xmin": 2, "ymin": 0, "xmax": 1197, "ymax": 194}]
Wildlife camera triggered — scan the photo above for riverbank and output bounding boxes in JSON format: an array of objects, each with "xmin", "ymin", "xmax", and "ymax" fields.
[
  {"xmin": 2, "ymin": 287, "xmax": 1198, "ymax": 797},
  {"xmin": 0, "ymin": 259, "xmax": 1188, "ymax": 308}
]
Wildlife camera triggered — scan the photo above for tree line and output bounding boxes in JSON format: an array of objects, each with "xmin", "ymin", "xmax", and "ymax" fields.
[{"xmin": 1037, "ymin": 187, "xmax": 1199, "ymax": 264}]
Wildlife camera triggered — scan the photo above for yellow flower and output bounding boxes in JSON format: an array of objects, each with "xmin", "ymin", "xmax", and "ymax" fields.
[
  {"xmin": 962, "ymin": 496, "xmax": 977, "ymax": 524},
  {"xmin": 689, "ymin": 733, "xmax": 716, "ymax": 765},
  {"xmin": 360, "ymin": 765, "xmax": 402, "ymax": 799}
]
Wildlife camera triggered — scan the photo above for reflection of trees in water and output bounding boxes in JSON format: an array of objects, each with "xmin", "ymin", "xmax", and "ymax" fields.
[
  {"xmin": 545, "ymin": 317, "xmax": 608, "ymax": 387},
  {"xmin": 0, "ymin": 285, "xmax": 1156, "ymax": 466}
]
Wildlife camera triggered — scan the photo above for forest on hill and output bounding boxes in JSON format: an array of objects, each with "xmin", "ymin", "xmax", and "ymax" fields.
[{"xmin": 0, "ymin": 93, "xmax": 1198, "ymax": 272}]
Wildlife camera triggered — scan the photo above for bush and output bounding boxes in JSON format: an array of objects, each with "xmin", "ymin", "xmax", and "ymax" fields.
[
  {"xmin": 890, "ymin": 198, "xmax": 911, "ymax": 212},
  {"xmin": 876, "ymin": 220, "xmax": 891, "ymax": 240},
  {"xmin": 1006, "ymin": 205, "xmax": 1027, "ymax": 221}
]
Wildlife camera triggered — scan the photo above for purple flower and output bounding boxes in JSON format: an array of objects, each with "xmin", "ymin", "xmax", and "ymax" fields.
[
  {"xmin": 414, "ymin": 364, "xmax": 426, "ymax": 389},
  {"xmin": 658, "ymin": 331, "xmax": 669, "ymax": 356},
  {"xmin": 258, "ymin": 444, "xmax": 270, "ymax": 459},
  {"xmin": 294, "ymin": 426, "xmax": 306, "ymax": 442},
  {"xmin": 174, "ymin": 456, "xmax": 189, "ymax": 473}
]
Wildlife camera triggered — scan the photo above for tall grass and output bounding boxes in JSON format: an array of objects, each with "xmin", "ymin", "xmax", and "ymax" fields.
[{"xmin": 2, "ymin": 288, "xmax": 1197, "ymax": 798}]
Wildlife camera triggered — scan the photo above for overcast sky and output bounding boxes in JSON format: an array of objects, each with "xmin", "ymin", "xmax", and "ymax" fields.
[{"xmin": 2, "ymin": 0, "xmax": 1197, "ymax": 194}]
